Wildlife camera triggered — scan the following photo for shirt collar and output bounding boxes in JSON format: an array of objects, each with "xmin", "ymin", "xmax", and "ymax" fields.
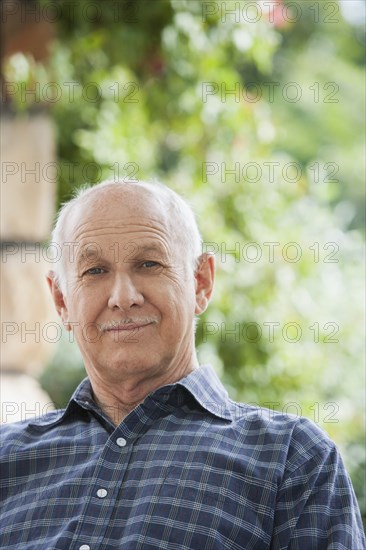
[
  {"xmin": 176, "ymin": 364, "xmax": 233, "ymax": 421},
  {"xmin": 29, "ymin": 378, "xmax": 95, "ymax": 430},
  {"xmin": 30, "ymin": 364, "xmax": 233, "ymax": 429}
]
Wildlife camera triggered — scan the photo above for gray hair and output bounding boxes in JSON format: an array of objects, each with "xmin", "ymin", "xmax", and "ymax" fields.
[{"xmin": 51, "ymin": 179, "xmax": 203, "ymax": 293}]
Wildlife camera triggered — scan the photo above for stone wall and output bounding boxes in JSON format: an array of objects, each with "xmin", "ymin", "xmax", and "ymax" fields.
[{"xmin": 1, "ymin": 1, "xmax": 58, "ymax": 423}]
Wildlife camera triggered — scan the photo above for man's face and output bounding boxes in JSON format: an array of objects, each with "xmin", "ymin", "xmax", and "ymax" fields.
[{"xmin": 51, "ymin": 187, "xmax": 209, "ymax": 385}]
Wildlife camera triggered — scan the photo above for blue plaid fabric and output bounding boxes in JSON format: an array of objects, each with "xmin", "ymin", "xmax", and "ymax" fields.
[{"xmin": 1, "ymin": 365, "xmax": 365, "ymax": 549}]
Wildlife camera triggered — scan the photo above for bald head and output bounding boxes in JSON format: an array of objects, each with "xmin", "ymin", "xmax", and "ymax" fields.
[{"xmin": 51, "ymin": 180, "xmax": 202, "ymax": 293}]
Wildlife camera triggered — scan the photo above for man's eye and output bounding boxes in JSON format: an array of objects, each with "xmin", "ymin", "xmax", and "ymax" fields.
[
  {"xmin": 84, "ymin": 267, "xmax": 105, "ymax": 275},
  {"xmin": 141, "ymin": 261, "xmax": 160, "ymax": 268}
]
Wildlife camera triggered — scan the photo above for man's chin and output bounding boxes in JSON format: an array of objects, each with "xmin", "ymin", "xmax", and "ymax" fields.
[{"xmin": 99, "ymin": 355, "xmax": 162, "ymax": 377}]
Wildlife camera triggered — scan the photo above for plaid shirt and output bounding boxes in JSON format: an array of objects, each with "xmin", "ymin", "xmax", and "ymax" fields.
[{"xmin": 1, "ymin": 365, "xmax": 365, "ymax": 550}]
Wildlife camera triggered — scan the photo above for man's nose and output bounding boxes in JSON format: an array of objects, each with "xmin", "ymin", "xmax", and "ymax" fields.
[{"xmin": 107, "ymin": 273, "xmax": 144, "ymax": 310}]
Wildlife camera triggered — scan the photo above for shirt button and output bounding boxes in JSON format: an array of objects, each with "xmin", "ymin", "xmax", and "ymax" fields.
[
  {"xmin": 79, "ymin": 546, "xmax": 90, "ymax": 550},
  {"xmin": 116, "ymin": 437, "xmax": 127, "ymax": 447},
  {"xmin": 96, "ymin": 488, "xmax": 108, "ymax": 498}
]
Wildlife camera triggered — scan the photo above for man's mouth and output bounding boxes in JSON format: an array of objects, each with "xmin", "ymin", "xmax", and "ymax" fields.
[{"xmin": 100, "ymin": 319, "xmax": 157, "ymax": 333}]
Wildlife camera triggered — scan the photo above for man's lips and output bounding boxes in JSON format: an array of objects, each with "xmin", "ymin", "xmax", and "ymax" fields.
[
  {"xmin": 100, "ymin": 319, "xmax": 158, "ymax": 333},
  {"xmin": 104, "ymin": 322, "xmax": 153, "ymax": 331}
]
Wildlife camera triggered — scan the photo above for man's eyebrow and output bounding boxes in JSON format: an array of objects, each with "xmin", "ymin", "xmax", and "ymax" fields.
[
  {"xmin": 134, "ymin": 244, "xmax": 168, "ymax": 256},
  {"xmin": 75, "ymin": 255, "xmax": 103, "ymax": 269},
  {"xmin": 74, "ymin": 243, "xmax": 168, "ymax": 267},
  {"xmin": 75, "ymin": 248, "xmax": 110, "ymax": 268}
]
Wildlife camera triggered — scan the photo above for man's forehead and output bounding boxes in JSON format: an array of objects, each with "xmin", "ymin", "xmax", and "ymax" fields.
[
  {"xmin": 64, "ymin": 188, "xmax": 171, "ymax": 242},
  {"xmin": 73, "ymin": 216, "xmax": 169, "ymax": 236}
]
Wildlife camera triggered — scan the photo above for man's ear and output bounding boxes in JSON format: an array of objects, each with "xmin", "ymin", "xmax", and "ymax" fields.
[
  {"xmin": 194, "ymin": 253, "xmax": 215, "ymax": 315},
  {"xmin": 46, "ymin": 271, "xmax": 71, "ymax": 331}
]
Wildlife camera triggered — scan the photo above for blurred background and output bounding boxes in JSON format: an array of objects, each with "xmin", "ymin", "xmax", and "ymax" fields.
[{"xmin": 1, "ymin": 0, "xmax": 365, "ymax": 524}]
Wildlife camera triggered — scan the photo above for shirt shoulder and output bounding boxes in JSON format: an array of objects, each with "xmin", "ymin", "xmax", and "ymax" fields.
[
  {"xmin": 0, "ymin": 409, "xmax": 67, "ymax": 449},
  {"xmin": 229, "ymin": 400, "xmax": 336, "ymax": 468},
  {"xmin": 181, "ymin": 365, "xmax": 336, "ymax": 470},
  {"xmin": 0, "ymin": 377, "xmax": 93, "ymax": 451}
]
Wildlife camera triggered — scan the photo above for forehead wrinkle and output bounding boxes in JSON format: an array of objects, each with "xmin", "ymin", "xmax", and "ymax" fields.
[
  {"xmin": 69, "ymin": 218, "xmax": 168, "ymax": 237},
  {"xmin": 76, "ymin": 236, "xmax": 171, "ymax": 255},
  {"xmin": 74, "ymin": 228, "xmax": 172, "ymax": 251},
  {"xmin": 71, "ymin": 222, "xmax": 170, "ymax": 245}
]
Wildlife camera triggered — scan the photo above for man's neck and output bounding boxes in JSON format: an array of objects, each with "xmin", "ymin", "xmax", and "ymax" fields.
[{"xmin": 88, "ymin": 359, "xmax": 199, "ymax": 426}]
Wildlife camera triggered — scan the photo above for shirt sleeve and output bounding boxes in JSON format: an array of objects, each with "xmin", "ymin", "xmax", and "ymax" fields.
[{"xmin": 270, "ymin": 436, "xmax": 366, "ymax": 550}]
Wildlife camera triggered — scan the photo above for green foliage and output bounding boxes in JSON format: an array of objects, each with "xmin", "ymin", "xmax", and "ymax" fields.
[
  {"xmin": 38, "ymin": 333, "xmax": 86, "ymax": 409},
  {"xmin": 7, "ymin": 0, "xmax": 364, "ymax": 520}
]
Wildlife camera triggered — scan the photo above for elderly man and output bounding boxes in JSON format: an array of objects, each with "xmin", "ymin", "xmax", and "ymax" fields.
[{"xmin": 1, "ymin": 180, "xmax": 365, "ymax": 549}]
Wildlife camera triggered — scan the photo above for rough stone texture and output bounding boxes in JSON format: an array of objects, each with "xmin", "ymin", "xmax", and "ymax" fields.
[
  {"xmin": 0, "ymin": 373, "xmax": 54, "ymax": 424},
  {"xmin": 1, "ymin": 250, "xmax": 60, "ymax": 375},
  {"xmin": 2, "ymin": 13, "xmax": 57, "ymax": 412},
  {"xmin": 1, "ymin": 114, "xmax": 56, "ymax": 241}
]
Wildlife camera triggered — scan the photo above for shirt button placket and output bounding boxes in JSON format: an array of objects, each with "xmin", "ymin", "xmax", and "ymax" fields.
[{"xmin": 77, "ymin": 437, "xmax": 129, "ymax": 549}]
